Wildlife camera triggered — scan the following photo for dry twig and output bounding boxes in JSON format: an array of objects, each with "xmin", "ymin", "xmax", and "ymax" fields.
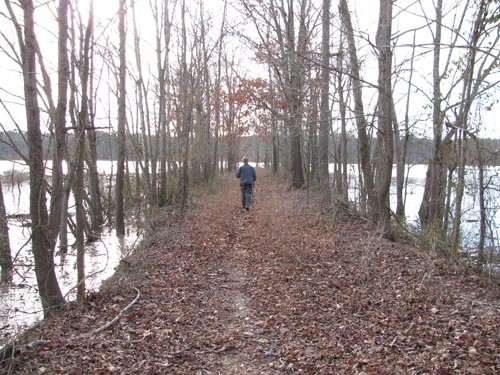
[{"xmin": 93, "ymin": 288, "xmax": 141, "ymax": 335}]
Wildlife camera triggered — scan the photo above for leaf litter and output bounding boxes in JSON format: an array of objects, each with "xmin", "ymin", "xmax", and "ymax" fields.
[{"xmin": 2, "ymin": 169, "xmax": 499, "ymax": 374}]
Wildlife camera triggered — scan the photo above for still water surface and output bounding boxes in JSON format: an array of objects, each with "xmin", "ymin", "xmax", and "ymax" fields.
[{"xmin": 0, "ymin": 160, "xmax": 142, "ymax": 348}]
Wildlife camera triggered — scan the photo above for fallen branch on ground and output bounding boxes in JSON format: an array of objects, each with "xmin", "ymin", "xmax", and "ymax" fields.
[{"xmin": 93, "ymin": 288, "xmax": 141, "ymax": 335}]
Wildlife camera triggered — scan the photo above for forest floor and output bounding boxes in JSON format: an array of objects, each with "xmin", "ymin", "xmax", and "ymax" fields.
[{"xmin": 2, "ymin": 168, "xmax": 499, "ymax": 374}]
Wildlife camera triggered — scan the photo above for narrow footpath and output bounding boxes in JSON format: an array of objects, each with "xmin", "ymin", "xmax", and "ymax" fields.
[{"xmin": 3, "ymin": 169, "xmax": 499, "ymax": 374}]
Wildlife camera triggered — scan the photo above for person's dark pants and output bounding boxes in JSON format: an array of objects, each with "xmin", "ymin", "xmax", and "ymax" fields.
[{"xmin": 240, "ymin": 184, "xmax": 253, "ymax": 209}]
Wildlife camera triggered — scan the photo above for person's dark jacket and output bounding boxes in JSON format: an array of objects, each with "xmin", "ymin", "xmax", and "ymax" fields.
[{"xmin": 236, "ymin": 164, "xmax": 256, "ymax": 185}]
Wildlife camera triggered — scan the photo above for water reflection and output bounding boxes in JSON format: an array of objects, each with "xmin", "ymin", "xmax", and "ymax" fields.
[
  {"xmin": 0, "ymin": 223, "xmax": 140, "ymax": 348},
  {"xmin": 0, "ymin": 161, "xmax": 142, "ymax": 348}
]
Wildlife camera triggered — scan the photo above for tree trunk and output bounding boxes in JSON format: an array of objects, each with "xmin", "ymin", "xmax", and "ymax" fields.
[
  {"xmin": 115, "ymin": 0, "xmax": 127, "ymax": 236},
  {"xmin": 318, "ymin": 0, "xmax": 331, "ymax": 203},
  {"xmin": 131, "ymin": 0, "xmax": 152, "ymax": 204},
  {"xmin": 74, "ymin": 2, "xmax": 93, "ymax": 301},
  {"xmin": 266, "ymin": 41, "xmax": 279, "ymax": 175},
  {"xmin": 375, "ymin": 0, "xmax": 394, "ymax": 239},
  {"xmin": 339, "ymin": 0, "xmax": 375, "ymax": 213},
  {"xmin": 156, "ymin": 0, "xmax": 172, "ymax": 207},
  {"xmin": 21, "ymin": 0, "xmax": 64, "ymax": 316},
  {"xmin": 86, "ymin": 15, "xmax": 104, "ymax": 233},
  {"xmin": 49, "ymin": 0, "xmax": 70, "ymax": 252},
  {"xmin": 289, "ymin": 0, "xmax": 307, "ymax": 189},
  {"xmin": 337, "ymin": 42, "xmax": 349, "ymax": 203},
  {"xmin": 474, "ymin": 137, "xmax": 486, "ymax": 269},
  {"xmin": 418, "ymin": 0, "xmax": 446, "ymax": 231},
  {"xmin": 449, "ymin": 0, "xmax": 487, "ymax": 254},
  {"xmin": 0, "ymin": 179, "xmax": 12, "ymax": 281},
  {"xmin": 394, "ymin": 32, "xmax": 417, "ymax": 221},
  {"xmin": 179, "ymin": 0, "xmax": 191, "ymax": 210}
]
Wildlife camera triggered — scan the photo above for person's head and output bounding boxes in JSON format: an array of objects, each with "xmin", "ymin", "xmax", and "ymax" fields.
[{"xmin": 242, "ymin": 157, "xmax": 249, "ymax": 164}]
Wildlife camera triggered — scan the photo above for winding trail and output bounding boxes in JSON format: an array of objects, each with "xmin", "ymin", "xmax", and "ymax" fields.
[{"xmin": 5, "ymin": 168, "xmax": 499, "ymax": 374}]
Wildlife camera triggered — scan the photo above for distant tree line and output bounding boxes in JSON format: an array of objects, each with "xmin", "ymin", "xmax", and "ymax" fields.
[{"xmin": 1, "ymin": 131, "xmax": 500, "ymax": 166}]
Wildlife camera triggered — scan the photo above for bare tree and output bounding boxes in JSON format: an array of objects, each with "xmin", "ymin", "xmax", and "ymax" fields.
[
  {"xmin": 239, "ymin": 0, "xmax": 308, "ymax": 187},
  {"xmin": 131, "ymin": 0, "xmax": 153, "ymax": 207},
  {"xmin": 338, "ymin": 0, "xmax": 375, "ymax": 213},
  {"xmin": 178, "ymin": 0, "xmax": 192, "ymax": 210},
  {"xmin": 318, "ymin": 0, "xmax": 331, "ymax": 204},
  {"xmin": 115, "ymin": 0, "xmax": 127, "ymax": 235},
  {"xmin": 154, "ymin": 0, "xmax": 175, "ymax": 207},
  {"xmin": 393, "ymin": 31, "xmax": 416, "ymax": 221},
  {"xmin": 418, "ymin": 0, "xmax": 447, "ymax": 232},
  {"xmin": 49, "ymin": 0, "xmax": 70, "ymax": 251},
  {"xmin": 336, "ymin": 39, "xmax": 349, "ymax": 203},
  {"xmin": 374, "ymin": 0, "xmax": 394, "ymax": 239},
  {"xmin": 449, "ymin": 0, "xmax": 498, "ymax": 253},
  {"xmin": 86, "ymin": 4, "xmax": 104, "ymax": 234},
  {"xmin": 73, "ymin": 0, "xmax": 94, "ymax": 301},
  {"xmin": 18, "ymin": 0, "xmax": 64, "ymax": 315}
]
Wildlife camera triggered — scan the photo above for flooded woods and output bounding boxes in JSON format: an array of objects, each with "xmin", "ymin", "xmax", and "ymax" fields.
[
  {"xmin": 0, "ymin": 162, "xmax": 141, "ymax": 348},
  {"xmin": 0, "ymin": 0, "xmax": 499, "ymax": 359}
]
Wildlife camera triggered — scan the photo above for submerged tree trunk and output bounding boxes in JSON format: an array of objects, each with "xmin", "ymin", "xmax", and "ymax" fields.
[
  {"xmin": 449, "ymin": 0, "xmax": 488, "ymax": 254},
  {"xmin": 0, "ymin": 180, "xmax": 12, "ymax": 281},
  {"xmin": 86, "ymin": 9, "xmax": 104, "ymax": 234},
  {"xmin": 21, "ymin": 0, "xmax": 64, "ymax": 315},
  {"xmin": 474, "ymin": 137, "xmax": 486, "ymax": 269}
]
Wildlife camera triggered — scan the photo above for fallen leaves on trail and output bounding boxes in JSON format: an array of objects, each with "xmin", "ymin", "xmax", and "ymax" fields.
[{"xmin": 3, "ymin": 169, "xmax": 499, "ymax": 374}]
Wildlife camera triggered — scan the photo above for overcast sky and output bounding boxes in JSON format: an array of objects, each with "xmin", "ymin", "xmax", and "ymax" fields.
[{"xmin": 0, "ymin": 0, "xmax": 498, "ymax": 139}]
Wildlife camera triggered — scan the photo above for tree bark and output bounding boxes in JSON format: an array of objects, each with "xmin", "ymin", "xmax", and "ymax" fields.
[
  {"xmin": 418, "ymin": 0, "xmax": 446, "ymax": 231},
  {"xmin": 74, "ymin": 1, "xmax": 93, "ymax": 301},
  {"xmin": 375, "ymin": 0, "xmax": 394, "ymax": 239},
  {"xmin": 339, "ymin": 0, "xmax": 375, "ymax": 213},
  {"xmin": 179, "ymin": 0, "xmax": 191, "ymax": 210},
  {"xmin": 156, "ymin": 0, "xmax": 172, "ymax": 207},
  {"xmin": 86, "ymin": 13, "xmax": 104, "ymax": 234},
  {"xmin": 318, "ymin": 0, "xmax": 331, "ymax": 203},
  {"xmin": 337, "ymin": 43, "xmax": 349, "ymax": 203},
  {"xmin": 21, "ymin": 0, "xmax": 64, "ymax": 315},
  {"xmin": 289, "ymin": 0, "xmax": 307, "ymax": 189},
  {"xmin": 0, "ymin": 179, "xmax": 12, "ymax": 281},
  {"xmin": 49, "ymin": 0, "xmax": 70, "ymax": 252},
  {"xmin": 394, "ymin": 31, "xmax": 416, "ymax": 220},
  {"xmin": 115, "ymin": 0, "xmax": 127, "ymax": 236},
  {"xmin": 131, "ymin": 1, "xmax": 152, "ymax": 205},
  {"xmin": 449, "ymin": 0, "xmax": 487, "ymax": 253}
]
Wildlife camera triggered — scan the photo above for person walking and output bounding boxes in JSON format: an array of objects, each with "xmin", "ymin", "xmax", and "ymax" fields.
[{"xmin": 236, "ymin": 157, "xmax": 256, "ymax": 211}]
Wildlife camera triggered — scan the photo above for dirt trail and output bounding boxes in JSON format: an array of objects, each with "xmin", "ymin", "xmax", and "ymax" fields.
[{"xmin": 3, "ymin": 168, "xmax": 499, "ymax": 374}]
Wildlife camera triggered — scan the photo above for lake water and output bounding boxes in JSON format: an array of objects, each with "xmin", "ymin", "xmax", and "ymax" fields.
[
  {"xmin": 333, "ymin": 163, "xmax": 500, "ymax": 250},
  {"xmin": 0, "ymin": 160, "xmax": 141, "ymax": 348}
]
